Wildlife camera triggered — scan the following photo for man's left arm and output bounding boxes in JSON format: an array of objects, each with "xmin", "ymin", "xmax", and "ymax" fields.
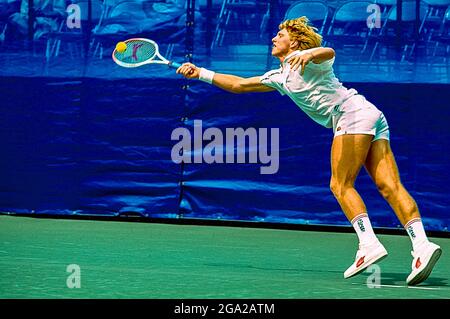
[
  {"xmin": 289, "ymin": 47, "xmax": 335, "ymax": 74},
  {"xmin": 308, "ymin": 47, "xmax": 335, "ymax": 63}
]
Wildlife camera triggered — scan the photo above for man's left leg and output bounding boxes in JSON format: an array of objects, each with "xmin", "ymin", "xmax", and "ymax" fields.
[{"xmin": 364, "ymin": 139, "xmax": 442, "ymax": 285}]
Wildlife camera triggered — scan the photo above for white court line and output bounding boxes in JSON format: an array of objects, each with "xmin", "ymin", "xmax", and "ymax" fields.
[
  {"xmin": 407, "ymin": 286, "xmax": 444, "ymax": 291},
  {"xmin": 351, "ymin": 283, "xmax": 444, "ymax": 291}
]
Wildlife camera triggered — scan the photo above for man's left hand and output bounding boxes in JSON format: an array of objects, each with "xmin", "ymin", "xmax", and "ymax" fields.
[{"xmin": 288, "ymin": 52, "xmax": 314, "ymax": 75}]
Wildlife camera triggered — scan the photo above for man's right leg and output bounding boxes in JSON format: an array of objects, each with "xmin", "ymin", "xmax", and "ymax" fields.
[{"xmin": 330, "ymin": 134, "xmax": 388, "ymax": 278}]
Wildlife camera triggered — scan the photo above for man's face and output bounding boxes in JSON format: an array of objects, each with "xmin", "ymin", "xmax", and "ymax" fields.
[{"xmin": 271, "ymin": 28, "xmax": 294, "ymax": 57}]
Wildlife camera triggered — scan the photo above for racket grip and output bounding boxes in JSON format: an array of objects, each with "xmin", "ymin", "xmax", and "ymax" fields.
[{"xmin": 169, "ymin": 61, "xmax": 181, "ymax": 69}]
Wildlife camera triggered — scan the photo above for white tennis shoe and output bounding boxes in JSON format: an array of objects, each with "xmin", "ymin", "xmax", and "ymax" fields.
[
  {"xmin": 344, "ymin": 240, "xmax": 388, "ymax": 279},
  {"xmin": 406, "ymin": 241, "xmax": 442, "ymax": 286}
]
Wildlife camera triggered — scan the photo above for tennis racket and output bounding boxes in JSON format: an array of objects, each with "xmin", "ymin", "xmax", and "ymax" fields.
[{"xmin": 112, "ymin": 38, "xmax": 182, "ymax": 69}]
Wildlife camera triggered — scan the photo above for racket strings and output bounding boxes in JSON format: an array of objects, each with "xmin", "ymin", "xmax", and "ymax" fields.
[{"xmin": 115, "ymin": 40, "xmax": 157, "ymax": 65}]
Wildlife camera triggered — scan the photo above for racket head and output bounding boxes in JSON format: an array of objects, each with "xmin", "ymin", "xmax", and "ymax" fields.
[{"xmin": 112, "ymin": 38, "xmax": 162, "ymax": 68}]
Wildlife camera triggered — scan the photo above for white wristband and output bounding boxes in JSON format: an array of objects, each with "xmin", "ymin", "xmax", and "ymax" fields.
[{"xmin": 199, "ymin": 68, "xmax": 215, "ymax": 84}]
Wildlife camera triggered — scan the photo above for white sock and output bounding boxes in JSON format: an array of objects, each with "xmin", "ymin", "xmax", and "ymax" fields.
[
  {"xmin": 405, "ymin": 218, "xmax": 429, "ymax": 250},
  {"xmin": 351, "ymin": 213, "xmax": 379, "ymax": 246}
]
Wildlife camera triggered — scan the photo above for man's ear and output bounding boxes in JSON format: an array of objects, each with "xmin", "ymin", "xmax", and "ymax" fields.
[{"xmin": 290, "ymin": 40, "xmax": 299, "ymax": 50}]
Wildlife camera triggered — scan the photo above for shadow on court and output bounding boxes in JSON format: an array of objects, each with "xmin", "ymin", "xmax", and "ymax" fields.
[{"xmin": 377, "ymin": 273, "xmax": 449, "ymax": 288}]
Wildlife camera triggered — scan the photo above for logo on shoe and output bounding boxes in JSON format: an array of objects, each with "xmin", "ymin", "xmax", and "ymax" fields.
[
  {"xmin": 356, "ymin": 256, "xmax": 365, "ymax": 268},
  {"xmin": 415, "ymin": 257, "xmax": 422, "ymax": 269},
  {"xmin": 357, "ymin": 219, "xmax": 366, "ymax": 232}
]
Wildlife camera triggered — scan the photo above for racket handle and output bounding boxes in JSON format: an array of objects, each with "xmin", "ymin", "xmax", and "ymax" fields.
[{"xmin": 169, "ymin": 61, "xmax": 181, "ymax": 69}]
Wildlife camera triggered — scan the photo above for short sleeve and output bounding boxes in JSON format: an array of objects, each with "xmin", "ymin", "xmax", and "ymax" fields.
[
  {"xmin": 260, "ymin": 69, "xmax": 285, "ymax": 95},
  {"xmin": 317, "ymin": 56, "xmax": 335, "ymax": 70}
]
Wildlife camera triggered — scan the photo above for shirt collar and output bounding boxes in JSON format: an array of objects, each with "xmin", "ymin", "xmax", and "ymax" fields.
[
  {"xmin": 280, "ymin": 50, "xmax": 302, "ymax": 69},
  {"xmin": 282, "ymin": 50, "xmax": 302, "ymax": 65}
]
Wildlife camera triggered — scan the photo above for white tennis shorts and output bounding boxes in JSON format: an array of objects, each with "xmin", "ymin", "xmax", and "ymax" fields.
[{"xmin": 331, "ymin": 95, "xmax": 390, "ymax": 141}]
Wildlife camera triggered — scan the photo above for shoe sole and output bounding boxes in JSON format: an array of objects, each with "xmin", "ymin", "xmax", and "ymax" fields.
[
  {"xmin": 345, "ymin": 251, "xmax": 388, "ymax": 279},
  {"xmin": 407, "ymin": 248, "xmax": 442, "ymax": 286}
]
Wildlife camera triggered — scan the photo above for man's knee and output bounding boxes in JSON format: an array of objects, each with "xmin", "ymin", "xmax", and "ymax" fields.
[
  {"xmin": 376, "ymin": 179, "xmax": 401, "ymax": 200},
  {"xmin": 330, "ymin": 178, "xmax": 353, "ymax": 198}
]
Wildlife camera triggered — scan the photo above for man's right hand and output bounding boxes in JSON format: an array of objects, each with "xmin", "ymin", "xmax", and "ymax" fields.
[{"xmin": 176, "ymin": 63, "xmax": 199, "ymax": 79}]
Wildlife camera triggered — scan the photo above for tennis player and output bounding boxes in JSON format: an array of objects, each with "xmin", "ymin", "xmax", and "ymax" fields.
[{"xmin": 176, "ymin": 17, "xmax": 441, "ymax": 285}]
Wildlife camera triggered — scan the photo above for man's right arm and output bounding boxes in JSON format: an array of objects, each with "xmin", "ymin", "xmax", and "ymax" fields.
[{"xmin": 176, "ymin": 63, "xmax": 275, "ymax": 94}]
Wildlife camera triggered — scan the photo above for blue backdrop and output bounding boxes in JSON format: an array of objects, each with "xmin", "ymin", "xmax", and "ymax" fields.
[
  {"xmin": 0, "ymin": 0, "xmax": 449, "ymax": 232},
  {"xmin": 0, "ymin": 76, "xmax": 449, "ymax": 231}
]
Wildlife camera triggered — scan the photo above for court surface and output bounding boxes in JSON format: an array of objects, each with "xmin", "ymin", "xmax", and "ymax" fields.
[{"xmin": 0, "ymin": 215, "xmax": 448, "ymax": 299}]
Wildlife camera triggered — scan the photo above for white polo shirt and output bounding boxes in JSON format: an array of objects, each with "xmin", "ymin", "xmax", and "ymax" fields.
[{"xmin": 260, "ymin": 49, "xmax": 358, "ymax": 128}]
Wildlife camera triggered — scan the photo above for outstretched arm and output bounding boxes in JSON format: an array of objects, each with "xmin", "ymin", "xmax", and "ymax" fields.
[{"xmin": 176, "ymin": 63, "xmax": 275, "ymax": 94}]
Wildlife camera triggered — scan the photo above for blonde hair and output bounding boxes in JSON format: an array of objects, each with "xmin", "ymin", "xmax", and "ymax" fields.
[{"xmin": 279, "ymin": 16, "xmax": 322, "ymax": 50}]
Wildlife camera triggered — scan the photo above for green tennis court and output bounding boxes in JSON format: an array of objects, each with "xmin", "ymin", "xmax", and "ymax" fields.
[{"xmin": 0, "ymin": 215, "xmax": 448, "ymax": 299}]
